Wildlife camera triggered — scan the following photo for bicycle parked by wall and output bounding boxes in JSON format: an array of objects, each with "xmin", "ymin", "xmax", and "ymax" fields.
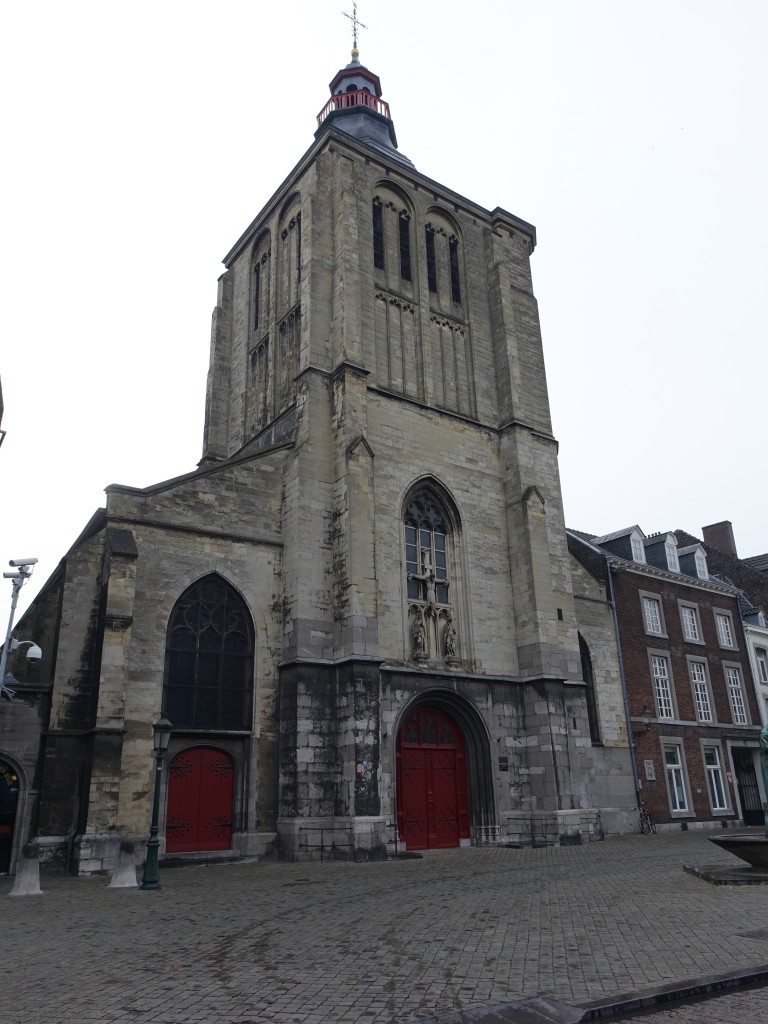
[{"xmin": 638, "ymin": 801, "xmax": 656, "ymax": 835}]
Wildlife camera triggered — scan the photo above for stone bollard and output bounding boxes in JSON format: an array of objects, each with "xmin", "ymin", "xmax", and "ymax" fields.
[
  {"xmin": 8, "ymin": 842, "xmax": 43, "ymax": 897},
  {"xmin": 108, "ymin": 839, "xmax": 139, "ymax": 888}
]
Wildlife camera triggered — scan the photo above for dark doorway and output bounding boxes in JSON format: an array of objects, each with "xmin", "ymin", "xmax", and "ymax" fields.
[
  {"xmin": 397, "ymin": 707, "xmax": 470, "ymax": 850},
  {"xmin": 732, "ymin": 748, "xmax": 763, "ymax": 827},
  {"xmin": 0, "ymin": 761, "xmax": 20, "ymax": 873},
  {"xmin": 165, "ymin": 747, "xmax": 235, "ymax": 853}
]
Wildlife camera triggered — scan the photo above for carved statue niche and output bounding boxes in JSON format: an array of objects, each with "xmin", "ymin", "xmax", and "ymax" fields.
[
  {"xmin": 443, "ymin": 615, "xmax": 457, "ymax": 658},
  {"xmin": 409, "ymin": 606, "xmax": 429, "ymax": 662}
]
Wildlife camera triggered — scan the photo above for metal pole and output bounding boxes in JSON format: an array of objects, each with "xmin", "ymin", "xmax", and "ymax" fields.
[
  {"xmin": 0, "ymin": 572, "xmax": 24, "ymax": 693},
  {"xmin": 140, "ymin": 748, "xmax": 165, "ymax": 890}
]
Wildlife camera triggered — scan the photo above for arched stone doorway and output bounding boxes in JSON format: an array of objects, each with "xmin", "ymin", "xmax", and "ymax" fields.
[
  {"xmin": 0, "ymin": 760, "xmax": 20, "ymax": 874},
  {"xmin": 396, "ymin": 706, "xmax": 471, "ymax": 850},
  {"xmin": 165, "ymin": 747, "xmax": 235, "ymax": 853}
]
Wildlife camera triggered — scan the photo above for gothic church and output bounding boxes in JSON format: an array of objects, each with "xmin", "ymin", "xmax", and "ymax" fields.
[{"xmin": 4, "ymin": 44, "xmax": 633, "ymax": 874}]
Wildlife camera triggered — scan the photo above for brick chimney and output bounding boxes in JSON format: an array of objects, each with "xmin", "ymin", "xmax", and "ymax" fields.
[{"xmin": 702, "ymin": 521, "xmax": 738, "ymax": 557}]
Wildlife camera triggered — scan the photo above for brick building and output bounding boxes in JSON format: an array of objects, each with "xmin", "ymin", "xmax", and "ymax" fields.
[
  {"xmin": 569, "ymin": 527, "xmax": 762, "ymax": 829},
  {"xmin": 2, "ymin": 46, "xmax": 634, "ymax": 875},
  {"xmin": 679, "ymin": 522, "xmax": 768, "ymax": 727}
]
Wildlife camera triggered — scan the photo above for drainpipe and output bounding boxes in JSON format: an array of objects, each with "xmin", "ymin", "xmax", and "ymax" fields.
[{"xmin": 606, "ymin": 563, "xmax": 641, "ymax": 803}]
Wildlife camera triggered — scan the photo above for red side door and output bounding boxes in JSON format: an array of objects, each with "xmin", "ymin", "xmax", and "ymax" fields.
[
  {"xmin": 397, "ymin": 708, "xmax": 470, "ymax": 850},
  {"xmin": 166, "ymin": 747, "xmax": 234, "ymax": 853}
]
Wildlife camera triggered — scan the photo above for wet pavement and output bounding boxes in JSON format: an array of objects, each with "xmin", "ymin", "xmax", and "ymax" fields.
[{"xmin": 5, "ymin": 830, "xmax": 768, "ymax": 1023}]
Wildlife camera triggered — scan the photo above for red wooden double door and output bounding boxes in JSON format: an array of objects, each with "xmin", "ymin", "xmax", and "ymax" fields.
[
  {"xmin": 166, "ymin": 746, "xmax": 235, "ymax": 853},
  {"xmin": 397, "ymin": 707, "xmax": 470, "ymax": 850}
]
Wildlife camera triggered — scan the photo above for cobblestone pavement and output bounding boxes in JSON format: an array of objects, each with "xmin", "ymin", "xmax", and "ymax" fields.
[
  {"xmin": 5, "ymin": 832, "xmax": 768, "ymax": 1024},
  {"xmin": 617, "ymin": 982, "xmax": 768, "ymax": 1022}
]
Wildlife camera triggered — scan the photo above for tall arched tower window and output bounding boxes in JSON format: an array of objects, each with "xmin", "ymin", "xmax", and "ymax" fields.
[
  {"xmin": 404, "ymin": 489, "xmax": 458, "ymax": 663},
  {"xmin": 423, "ymin": 209, "xmax": 474, "ymax": 417},
  {"xmin": 276, "ymin": 194, "xmax": 302, "ymax": 413},
  {"xmin": 163, "ymin": 575, "xmax": 255, "ymax": 731},
  {"xmin": 372, "ymin": 183, "xmax": 422, "ymax": 400},
  {"xmin": 248, "ymin": 231, "xmax": 272, "ymax": 435}
]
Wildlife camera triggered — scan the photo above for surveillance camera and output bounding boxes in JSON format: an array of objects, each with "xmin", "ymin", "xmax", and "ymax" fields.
[
  {"xmin": 2, "ymin": 572, "xmax": 23, "ymax": 579},
  {"xmin": 26, "ymin": 644, "xmax": 42, "ymax": 664},
  {"xmin": 9, "ymin": 558, "xmax": 38, "ymax": 567}
]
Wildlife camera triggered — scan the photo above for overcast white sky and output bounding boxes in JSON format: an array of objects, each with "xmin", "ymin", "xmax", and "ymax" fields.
[{"xmin": 2, "ymin": 1, "xmax": 766, "ymax": 618}]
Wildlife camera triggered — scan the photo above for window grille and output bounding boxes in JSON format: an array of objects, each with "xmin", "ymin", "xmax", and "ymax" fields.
[
  {"xmin": 704, "ymin": 747, "xmax": 727, "ymax": 810},
  {"xmin": 651, "ymin": 655, "xmax": 674, "ymax": 718},
  {"xmin": 681, "ymin": 606, "xmax": 699, "ymax": 641},
  {"xmin": 689, "ymin": 662, "xmax": 712, "ymax": 721},
  {"xmin": 726, "ymin": 667, "xmax": 747, "ymax": 724},
  {"xmin": 664, "ymin": 744, "xmax": 688, "ymax": 812},
  {"xmin": 164, "ymin": 575, "xmax": 254, "ymax": 731},
  {"xmin": 716, "ymin": 613, "xmax": 733, "ymax": 647},
  {"xmin": 643, "ymin": 597, "xmax": 662, "ymax": 634}
]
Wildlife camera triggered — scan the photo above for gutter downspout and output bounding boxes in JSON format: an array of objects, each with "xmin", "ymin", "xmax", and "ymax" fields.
[{"xmin": 606, "ymin": 562, "xmax": 641, "ymax": 803}]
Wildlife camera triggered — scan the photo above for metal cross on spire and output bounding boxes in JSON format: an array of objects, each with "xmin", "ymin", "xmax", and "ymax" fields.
[{"xmin": 342, "ymin": 2, "xmax": 367, "ymax": 57}]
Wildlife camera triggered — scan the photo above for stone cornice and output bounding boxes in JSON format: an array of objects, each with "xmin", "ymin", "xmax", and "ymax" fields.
[{"xmin": 608, "ymin": 557, "xmax": 740, "ymax": 597}]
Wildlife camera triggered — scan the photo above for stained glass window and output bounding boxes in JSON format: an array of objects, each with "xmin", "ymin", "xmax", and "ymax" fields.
[{"xmin": 164, "ymin": 575, "xmax": 254, "ymax": 730}]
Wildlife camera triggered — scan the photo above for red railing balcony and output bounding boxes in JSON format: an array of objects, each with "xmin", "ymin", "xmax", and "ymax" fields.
[{"xmin": 317, "ymin": 89, "xmax": 391, "ymax": 126}]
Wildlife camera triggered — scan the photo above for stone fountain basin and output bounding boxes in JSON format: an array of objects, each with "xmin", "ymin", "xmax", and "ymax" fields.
[{"xmin": 708, "ymin": 834, "xmax": 768, "ymax": 869}]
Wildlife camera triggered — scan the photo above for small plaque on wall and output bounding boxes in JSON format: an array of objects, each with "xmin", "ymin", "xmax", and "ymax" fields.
[{"xmin": 644, "ymin": 759, "xmax": 656, "ymax": 781}]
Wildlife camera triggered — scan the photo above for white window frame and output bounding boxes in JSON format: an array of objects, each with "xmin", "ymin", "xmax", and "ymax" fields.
[
  {"xmin": 695, "ymin": 549, "xmax": 708, "ymax": 579},
  {"xmin": 701, "ymin": 742, "xmax": 729, "ymax": 813},
  {"xmin": 649, "ymin": 651, "xmax": 676, "ymax": 720},
  {"xmin": 688, "ymin": 659, "xmax": 714, "ymax": 723},
  {"xmin": 662, "ymin": 740, "xmax": 690, "ymax": 814},
  {"xmin": 714, "ymin": 610, "xmax": 736, "ymax": 649},
  {"xmin": 640, "ymin": 591, "xmax": 666, "ymax": 637},
  {"xmin": 724, "ymin": 664, "xmax": 749, "ymax": 725},
  {"xmin": 755, "ymin": 647, "xmax": 768, "ymax": 685},
  {"xmin": 665, "ymin": 540, "xmax": 680, "ymax": 573},
  {"xmin": 631, "ymin": 531, "xmax": 646, "ymax": 563},
  {"xmin": 678, "ymin": 601, "xmax": 703, "ymax": 644}
]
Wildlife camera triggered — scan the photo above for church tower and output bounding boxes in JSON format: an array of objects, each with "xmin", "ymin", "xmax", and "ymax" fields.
[
  {"xmin": 19, "ymin": 26, "xmax": 631, "ymax": 877},
  {"xmin": 199, "ymin": 36, "xmax": 604, "ymax": 855}
]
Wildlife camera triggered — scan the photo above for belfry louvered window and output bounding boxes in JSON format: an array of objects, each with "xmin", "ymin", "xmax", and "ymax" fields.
[{"xmin": 373, "ymin": 200, "xmax": 385, "ymax": 269}]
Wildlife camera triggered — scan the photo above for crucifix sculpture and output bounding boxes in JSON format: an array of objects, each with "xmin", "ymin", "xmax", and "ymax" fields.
[{"xmin": 407, "ymin": 548, "xmax": 448, "ymax": 615}]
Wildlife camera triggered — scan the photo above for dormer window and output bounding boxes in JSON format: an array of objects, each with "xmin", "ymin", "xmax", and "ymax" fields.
[
  {"xmin": 631, "ymin": 532, "xmax": 646, "ymax": 563},
  {"xmin": 665, "ymin": 539, "xmax": 680, "ymax": 573},
  {"xmin": 695, "ymin": 549, "xmax": 708, "ymax": 579}
]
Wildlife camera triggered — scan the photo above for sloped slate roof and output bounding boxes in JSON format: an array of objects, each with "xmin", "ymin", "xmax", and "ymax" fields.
[
  {"xmin": 591, "ymin": 525, "xmax": 644, "ymax": 545},
  {"xmin": 675, "ymin": 529, "xmax": 768, "ymax": 615},
  {"xmin": 744, "ymin": 553, "xmax": 768, "ymax": 574},
  {"xmin": 567, "ymin": 530, "xmax": 609, "ymax": 585}
]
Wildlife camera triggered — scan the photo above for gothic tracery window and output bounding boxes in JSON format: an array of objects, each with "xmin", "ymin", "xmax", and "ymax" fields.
[
  {"xmin": 404, "ymin": 491, "xmax": 457, "ymax": 662},
  {"xmin": 163, "ymin": 575, "xmax": 254, "ymax": 731}
]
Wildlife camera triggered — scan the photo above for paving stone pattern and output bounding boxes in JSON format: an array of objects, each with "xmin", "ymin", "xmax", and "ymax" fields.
[
  {"xmin": 619, "ymin": 983, "xmax": 768, "ymax": 1022},
  {"xmin": 5, "ymin": 832, "xmax": 768, "ymax": 1024}
]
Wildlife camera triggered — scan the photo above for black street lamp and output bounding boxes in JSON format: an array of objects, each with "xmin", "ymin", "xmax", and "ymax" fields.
[{"xmin": 140, "ymin": 715, "xmax": 173, "ymax": 891}]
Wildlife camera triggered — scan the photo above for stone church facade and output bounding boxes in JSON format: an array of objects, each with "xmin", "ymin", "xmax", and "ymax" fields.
[{"xmin": 4, "ymin": 50, "xmax": 634, "ymax": 874}]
